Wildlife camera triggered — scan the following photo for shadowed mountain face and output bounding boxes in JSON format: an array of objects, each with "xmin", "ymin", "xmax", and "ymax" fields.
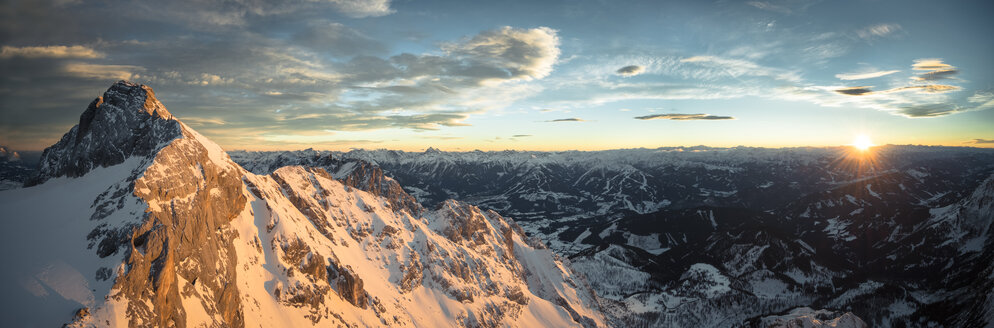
[
  {"xmin": 0, "ymin": 82, "xmax": 606, "ymax": 328},
  {"xmin": 232, "ymin": 145, "xmax": 994, "ymax": 327}
]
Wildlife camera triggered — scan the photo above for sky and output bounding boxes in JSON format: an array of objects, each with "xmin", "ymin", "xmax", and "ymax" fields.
[{"xmin": 1, "ymin": 0, "xmax": 992, "ymax": 151}]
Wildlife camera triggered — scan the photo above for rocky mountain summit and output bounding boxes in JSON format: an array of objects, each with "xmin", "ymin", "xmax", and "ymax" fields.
[{"xmin": 0, "ymin": 81, "xmax": 605, "ymax": 328}]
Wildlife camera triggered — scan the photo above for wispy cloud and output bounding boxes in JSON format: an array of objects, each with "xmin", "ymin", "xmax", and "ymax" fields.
[
  {"xmin": 442, "ymin": 26, "xmax": 561, "ymax": 82},
  {"xmin": 544, "ymin": 118, "xmax": 585, "ymax": 122},
  {"xmin": 180, "ymin": 117, "xmax": 227, "ymax": 126},
  {"xmin": 0, "ymin": 45, "xmax": 104, "ymax": 59},
  {"xmin": 912, "ymin": 58, "xmax": 954, "ymax": 71},
  {"xmin": 616, "ymin": 65, "xmax": 644, "ymax": 77},
  {"xmin": 680, "ymin": 55, "xmax": 800, "ymax": 82},
  {"xmin": 967, "ymin": 139, "xmax": 994, "ymax": 144},
  {"xmin": 835, "ymin": 70, "xmax": 900, "ymax": 80},
  {"xmin": 894, "ymin": 85, "xmax": 959, "ymax": 93},
  {"xmin": 909, "ymin": 58, "xmax": 959, "ymax": 82},
  {"xmin": 898, "ymin": 103, "xmax": 956, "ymax": 118},
  {"xmin": 327, "ymin": 0, "xmax": 395, "ymax": 18},
  {"xmin": 900, "ymin": 91, "xmax": 994, "ymax": 118},
  {"xmin": 511, "ymin": 134, "xmax": 532, "ymax": 138},
  {"xmin": 634, "ymin": 113, "xmax": 734, "ymax": 120},
  {"xmin": 856, "ymin": 24, "xmax": 901, "ymax": 40},
  {"xmin": 746, "ymin": 1, "xmax": 792, "ymax": 14},
  {"xmin": 62, "ymin": 63, "xmax": 144, "ymax": 80},
  {"xmin": 835, "ymin": 86, "xmax": 874, "ymax": 96},
  {"xmin": 913, "ymin": 69, "xmax": 958, "ymax": 81}
]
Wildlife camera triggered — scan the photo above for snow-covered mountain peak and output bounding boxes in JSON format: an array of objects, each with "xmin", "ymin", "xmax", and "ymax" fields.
[
  {"xmin": 1, "ymin": 82, "xmax": 606, "ymax": 327},
  {"xmin": 29, "ymin": 81, "xmax": 183, "ymax": 184},
  {"xmin": 101, "ymin": 80, "xmax": 172, "ymax": 120}
]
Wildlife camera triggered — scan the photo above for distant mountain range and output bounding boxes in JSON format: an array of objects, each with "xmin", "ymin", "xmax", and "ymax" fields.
[{"xmin": 230, "ymin": 144, "xmax": 994, "ymax": 327}]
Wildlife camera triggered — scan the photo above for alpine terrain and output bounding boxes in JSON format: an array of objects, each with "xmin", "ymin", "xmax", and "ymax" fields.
[
  {"xmin": 0, "ymin": 81, "xmax": 606, "ymax": 328},
  {"xmin": 230, "ymin": 142, "xmax": 994, "ymax": 327}
]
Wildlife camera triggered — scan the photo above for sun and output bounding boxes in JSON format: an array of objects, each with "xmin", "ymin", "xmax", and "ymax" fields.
[{"xmin": 852, "ymin": 135, "xmax": 874, "ymax": 151}]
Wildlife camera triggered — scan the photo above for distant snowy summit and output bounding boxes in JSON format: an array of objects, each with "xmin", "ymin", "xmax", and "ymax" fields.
[
  {"xmin": 0, "ymin": 145, "xmax": 21, "ymax": 162},
  {"xmin": 0, "ymin": 81, "xmax": 606, "ymax": 328}
]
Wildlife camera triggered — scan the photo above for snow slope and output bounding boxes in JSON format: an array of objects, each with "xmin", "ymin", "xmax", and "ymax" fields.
[{"xmin": 0, "ymin": 81, "xmax": 605, "ymax": 328}]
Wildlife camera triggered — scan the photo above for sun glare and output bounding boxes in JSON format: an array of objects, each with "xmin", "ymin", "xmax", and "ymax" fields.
[{"xmin": 852, "ymin": 135, "xmax": 874, "ymax": 151}]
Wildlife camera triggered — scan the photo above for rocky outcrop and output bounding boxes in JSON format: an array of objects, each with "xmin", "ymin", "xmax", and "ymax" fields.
[
  {"xmin": 336, "ymin": 159, "xmax": 423, "ymax": 215},
  {"xmin": 113, "ymin": 126, "xmax": 247, "ymax": 327},
  {"xmin": 230, "ymin": 151, "xmax": 423, "ymax": 215},
  {"xmin": 328, "ymin": 261, "xmax": 368, "ymax": 309},
  {"xmin": 35, "ymin": 81, "xmax": 250, "ymax": 327},
  {"xmin": 29, "ymin": 81, "xmax": 181, "ymax": 185}
]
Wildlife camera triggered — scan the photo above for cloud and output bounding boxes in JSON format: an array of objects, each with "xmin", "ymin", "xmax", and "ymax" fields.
[
  {"xmin": 326, "ymin": 0, "xmax": 394, "ymax": 18},
  {"xmin": 125, "ymin": 0, "xmax": 395, "ymax": 28},
  {"xmin": 835, "ymin": 86, "xmax": 874, "ymax": 96},
  {"xmin": 856, "ymin": 24, "xmax": 901, "ymax": 40},
  {"xmin": 967, "ymin": 139, "xmax": 994, "ymax": 144},
  {"xmin": 968, "ymin": 92, "xmax": 994, "ymax": 107},
  {"xmin": 679, "ymin": 55, "xmax": 799, "ymax": 82},
  {"xmin": 912, "ymin": 58, "xmax": 954, "ymax": 71},
  {"xmin": 545, "ymin": 118, "xmax": 585, "ymax": 122},
  {"xmin": 181, "ymin": 117, "xmax": 227, "ymax": 126},
  {"xmin": 893, "ymin": 85, "xmax": 959, "ymax": 93},
  {"xmin": 0, "ymin": 23, "xmax": 564, "ymax": 149},
  {"xmin": 616, "ymin": 65, "xmax": 644, "ymax": 77},
  {"xmin": 835, "ymin": 84, "xmax": 959, "ymax": 96},
  {"xmin": 62, "ymin": 63, "xmax": 144, "ymax": 80},
  {"xmin": 913, "ymin": 69, "xmax": 958, "ymax": 81},
  {"xmin": 0, "ymin": 45, "xmax": 104, "ymax": 59},
  {"xmin": 835, "ymin": 70, "xmax": 900, "ymax": 80},
  {"xmin": 803, "ymin": 43, "xmax": 848, "ymax": 60},
  {"xmin": 746, "ymin": 1, "xmax": 792, "ymax": 14},
  {"xmin": 909, "ymin": 59, "xmax": 959, "ymax": 81},
  {"xmin": 895, "ymin": 91, "xmax": 994, "ymax": 118},
  {"xmin": 293, "ymin": 21, "xmax": 387, "ymax": 58},
  {"xmin": 898, "ymin": 103, "xmax": 957, "ymax": 118},
  {"xmin": 511, "ymin": 134, "xmax": 532, "ymax": 138},
  {"xmin": 442, "ymin": 26, "xmax": 561, "ymax": 82},
  {"xmin": 634, "ymin": 113, "xmax": 734, "ymax": 120}
]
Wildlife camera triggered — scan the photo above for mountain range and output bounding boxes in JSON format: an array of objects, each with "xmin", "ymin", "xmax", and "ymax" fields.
[
  {"xmin": 2, "ymin": 81, "xmax": 991, "ymax": 327},
  {"xmin": 229, "ymin": 140, "xmax": 994, "ymax": 327}
]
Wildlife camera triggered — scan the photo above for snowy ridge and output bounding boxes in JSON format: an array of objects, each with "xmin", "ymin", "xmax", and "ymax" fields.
[{"xmin": 0, "ymin": 82, "xmax": 605, "ymax": 328}]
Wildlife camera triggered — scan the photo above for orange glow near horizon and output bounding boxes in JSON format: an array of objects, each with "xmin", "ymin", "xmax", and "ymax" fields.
[
  {"xmin": 834, "ymin": 136, "xmax": 882, "ymax": 177},
  {"xmin": 851, "ymin": 135, "xmax": 875, "ymax": 152}
]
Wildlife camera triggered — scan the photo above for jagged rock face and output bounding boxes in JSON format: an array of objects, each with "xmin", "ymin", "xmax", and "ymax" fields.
[
  {"xmin": 112, "ymin": 127, "xmax": 247, "ymax": 327},
  {"xmin": 337, "ymin": 159, "xmax": 423, "ymax": 215},
  {"xmin": 242, "ymin": 165, "xmax": 604, "ymax": 327},
  {"xmin": 231, "ymin": 151, "xmax": 422, "ymax": 215},
  {"xmin": 0, "ymin": 82, "xmax": 606, "ymax": 328},
  {"xmin": 23, "ymin": 81, "xmax": 250, "ymax": 327},
  {"xmin": 30, "ymin": 81, "xmax": 180, "ymax": 185}
]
